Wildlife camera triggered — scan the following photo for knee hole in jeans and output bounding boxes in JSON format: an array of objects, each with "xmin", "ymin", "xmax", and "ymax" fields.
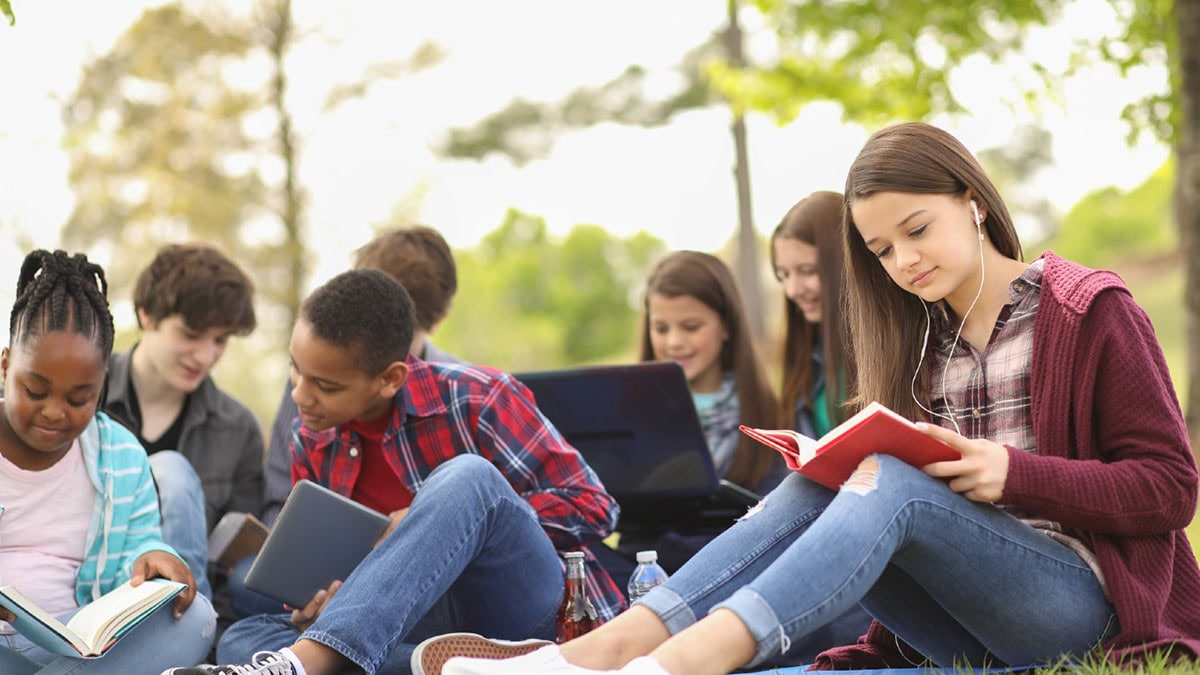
[{"xmin": 842, "ymin": 457, "xmax": 879, "ymax": 495}]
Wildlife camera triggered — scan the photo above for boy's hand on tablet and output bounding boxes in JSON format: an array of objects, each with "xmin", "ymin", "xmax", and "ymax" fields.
[{"xmin": 288, "ymin": 579, "xmax": 342, "ymax": 632}]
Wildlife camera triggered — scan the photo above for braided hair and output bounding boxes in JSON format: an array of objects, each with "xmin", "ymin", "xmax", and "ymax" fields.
[{"xmin": 9, "ymin": 250, "xmax": 115, "ymax": 360}]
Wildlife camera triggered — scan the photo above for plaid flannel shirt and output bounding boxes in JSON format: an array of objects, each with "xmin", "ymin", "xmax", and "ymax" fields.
[{"xmin": 290, "ymin": 356, "xmax": 625, "ymax": 621}]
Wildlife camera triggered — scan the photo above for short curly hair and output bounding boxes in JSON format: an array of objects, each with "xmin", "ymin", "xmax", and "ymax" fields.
[
  {"xmin": 133, "ymin": 243, "xmax": 256, "ymax": 334},
  {"xmin": 300, "ymin": 269, "xmax": 415, "ymax": 375},
  {"xmin": 353, "ymin": 226, "xmax": 456, "ymax": 331}
]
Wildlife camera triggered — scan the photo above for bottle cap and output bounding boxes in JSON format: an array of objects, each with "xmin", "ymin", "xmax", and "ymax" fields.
[
  {"xmin": 635, "ymin": 550, "xmax": 658, "ymax": 563},
  {"xmin": 564, "ymin": 551, "xmax": 585, "ymax": 560}
]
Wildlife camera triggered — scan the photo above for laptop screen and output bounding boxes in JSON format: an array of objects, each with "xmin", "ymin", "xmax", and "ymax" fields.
[{"xmin": 514, "ymin": 361, "xmax": 718, "ymax": 501}]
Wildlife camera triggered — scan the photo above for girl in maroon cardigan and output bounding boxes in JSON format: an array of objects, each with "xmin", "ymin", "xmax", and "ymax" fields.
[{"xmin": 417, "ymin": 123, "xmax": 1200, "ymax": 675}]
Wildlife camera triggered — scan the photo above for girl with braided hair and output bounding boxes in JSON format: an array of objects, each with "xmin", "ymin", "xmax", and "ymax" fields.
[{"xmin": 0, "ymin": 250, "xmax": 215, "ymax": 673}]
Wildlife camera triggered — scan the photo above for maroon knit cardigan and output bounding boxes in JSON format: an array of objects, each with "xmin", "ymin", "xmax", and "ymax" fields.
[{"xmin": 813, "ymin": 252, "xmax": 1200, "ymax": 668}]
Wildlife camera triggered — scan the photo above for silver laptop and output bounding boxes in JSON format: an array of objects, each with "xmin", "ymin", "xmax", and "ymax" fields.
[{"xmin": 243, "ymin": 479, "xmax": 390, "ymax": 608}]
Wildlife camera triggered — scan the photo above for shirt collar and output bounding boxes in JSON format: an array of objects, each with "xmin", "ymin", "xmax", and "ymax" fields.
[{"xmin": 930, "ymin": 259, "xmax": 1043, "ymax": 349}]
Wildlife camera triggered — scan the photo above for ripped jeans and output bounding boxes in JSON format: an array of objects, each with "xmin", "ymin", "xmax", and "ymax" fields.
[{"xmin": 637, "ymin": 455, "xmax": 1117, "ymax": 668}]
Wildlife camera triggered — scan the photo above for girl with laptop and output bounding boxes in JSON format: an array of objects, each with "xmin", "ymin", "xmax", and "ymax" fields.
[
  {"xmin": 589, "ymin": 251, "xmax": 784, "ymax": 590},
  {"xmin": 638, "ymin": 250, "xmax": 782, "ymax": 499}
]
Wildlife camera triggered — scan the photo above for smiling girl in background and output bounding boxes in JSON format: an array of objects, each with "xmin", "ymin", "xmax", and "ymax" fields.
[
  {"xmin": 639, "ymin": 250, "xmax": 781, "ymax": 497},
  {"xmin": 770, "ymin": 191, "xmax": 853, "ymax": 439}
]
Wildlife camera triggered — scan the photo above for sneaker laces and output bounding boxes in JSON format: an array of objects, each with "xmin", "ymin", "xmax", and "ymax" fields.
[{"xmin": 209, "ymin": 652, "xmax": 296, "ymax": 675}]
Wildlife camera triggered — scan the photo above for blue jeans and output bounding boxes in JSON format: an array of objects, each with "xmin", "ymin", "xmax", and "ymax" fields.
[
  {"xmin": 0, "ymin": 593, "xmax": 216, "ymax": 673},
  {"xmin": 219, "ymin": 455, "xmax": 565, "ymax": 675},
  {"xmin": 150, "ymin": 451, "xmax": 213, "ymax": 600},
  {"xmin": 639, "ymin": 456, "xmax": 1118, "ymax": 668}
]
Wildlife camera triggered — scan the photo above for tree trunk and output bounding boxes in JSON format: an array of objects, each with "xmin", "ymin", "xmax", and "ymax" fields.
[
  {"xmin": 1176, "ymin": 0, "xmax": 1200, "ymax": 451},
  {"xmin": 725, "ymin": 0, "xmax": 765, "ymax": 338},
  {"xmin": 269, "ymin": 0, "xmax": 305, "ymax": 337}
]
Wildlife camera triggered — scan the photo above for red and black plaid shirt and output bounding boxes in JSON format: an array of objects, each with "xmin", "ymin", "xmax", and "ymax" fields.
[{"xmin": 290, "ymin": 355, "xmax": 625, "ymax": 620}]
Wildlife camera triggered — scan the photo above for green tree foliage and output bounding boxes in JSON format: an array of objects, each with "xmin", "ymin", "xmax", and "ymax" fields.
[
  {"xmin": 440, "ymin": 49, "xmax": 716, "ymax": 166},
  {"xmin": 60, "ymin": 4, "xmax": 266, "ymax": 293},
  {"xmin": 436, "ymin": 209, "xmax": 667, "ymax": 370},
  {"xmin": 2, "ymin": 0, "xmax": 13, "ymax": 26},
  {"xmin": 741, "ymin": 0, "xmax": 1200, "ymax": 446},
  {"xmin": 1035, "ymin": 161, "xmax": 1176, "ymax": 267},
  {"xmin": 729, "ymin": 0, "xmax": 1068, "ymax": 124}
]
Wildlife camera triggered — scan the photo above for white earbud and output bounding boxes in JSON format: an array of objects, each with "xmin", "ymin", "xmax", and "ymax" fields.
[{"xmin": 970, "ymin": 200, "xmax": 983, "ymax": 240}]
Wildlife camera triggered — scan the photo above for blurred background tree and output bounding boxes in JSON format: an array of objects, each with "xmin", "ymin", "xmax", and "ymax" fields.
[
  {"xmin": 28, "ymin": 0, "xmax": 1195, "ymax": 449},
  {"xmin": 435, "ymin": 209, "xmax": 667, "ymax": 371},
  {"xmin": 435, "ymin": 1, "xmax": 1094, "ymax": 347},
  {"xmin": 56, "ymin": 0, "xmax": 443, "ymax": 423},
  {"xmin": 724, "ymin": 0, "xmax": 1198, "ymax": 448}
]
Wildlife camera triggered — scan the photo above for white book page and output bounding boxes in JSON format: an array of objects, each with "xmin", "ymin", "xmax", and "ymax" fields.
[
  {"xmin": 65, "ymin": 579, "xmax": 176, "ymax": 651},
  {"xmin": 792, "ymin": 432, "xmax": 820, "ymax": 465}
]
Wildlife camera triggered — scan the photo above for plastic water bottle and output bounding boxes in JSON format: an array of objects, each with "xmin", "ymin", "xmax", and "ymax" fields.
[{"xmin": 627, "ymin": 550, "xmax": 669, "ymax": 603}]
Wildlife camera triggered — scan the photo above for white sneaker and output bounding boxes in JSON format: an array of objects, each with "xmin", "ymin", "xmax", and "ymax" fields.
[
  {"xmin": 617, "ymin": 656, "xmax": 670, "ymax": 675},
  {"xmin": 410, "ymin": 632, "xmax": 557, "ymax": 675},
  {"xmin": 160, "ymin": 651, "xmax": 298, "ymax": 675},
  {"xmin": 442, "ymin": 650, "xmax": 670, "ymax": 675},
  {"xmin": 442, "ymin": 645, "xmax": 587, "ymax": 675}
]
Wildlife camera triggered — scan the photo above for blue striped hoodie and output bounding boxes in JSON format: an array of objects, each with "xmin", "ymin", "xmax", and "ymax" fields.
[{"xmin": 73, "ymin": 412, "xmax": 180, "ymax": 605}]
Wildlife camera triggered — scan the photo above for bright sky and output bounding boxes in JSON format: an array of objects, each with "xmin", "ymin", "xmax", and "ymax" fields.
[{"xmin": 0, "ymin": 0, "xmax": 1172, "ymax": 345}]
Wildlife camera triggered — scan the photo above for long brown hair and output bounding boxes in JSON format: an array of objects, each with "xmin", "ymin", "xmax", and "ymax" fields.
[
  {"xmin": 770, "ymin": 191, "xmax": 853, "ymax": 429},
  {"xmin": 638, "ymin": 251, "xmax": 779, "ymax": 488},
  {"xmin": 842, "ymin": 123, "xmax": 1023, "ymax": 420}
]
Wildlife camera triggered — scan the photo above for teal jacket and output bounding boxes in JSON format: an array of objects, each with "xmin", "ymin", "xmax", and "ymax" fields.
[{"xmin": 74, "ymin": 412, "xmax": 179, "ymax": 605}]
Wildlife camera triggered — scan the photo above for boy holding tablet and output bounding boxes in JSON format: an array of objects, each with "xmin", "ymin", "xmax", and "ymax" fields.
[{"xmin": 165, "ymin": 268, "xmax": 621, "ymax": 675}]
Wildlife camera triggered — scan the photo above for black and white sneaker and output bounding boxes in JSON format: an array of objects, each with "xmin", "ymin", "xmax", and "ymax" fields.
[{"xmin": 160, "ymin": 650, "xmax": 299, "ymax": 675}]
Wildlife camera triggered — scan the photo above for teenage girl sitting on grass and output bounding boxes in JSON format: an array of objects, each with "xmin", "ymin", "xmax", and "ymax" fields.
[{"xmin": 424, "ymin": 122, "xmax": 1200, "ymax": 675}]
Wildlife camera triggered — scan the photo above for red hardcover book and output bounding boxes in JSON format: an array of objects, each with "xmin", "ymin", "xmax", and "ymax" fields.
[{"xmin": 739, "ymin": 401, "xmax": 960, "ymax": 491}]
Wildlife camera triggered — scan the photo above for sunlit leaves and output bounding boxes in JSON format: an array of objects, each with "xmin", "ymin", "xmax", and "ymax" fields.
[
  {"xmin": 732, "ymin": 0, "xmax": 1066, "ymax": 125},
  {"xmin": 323, "ymin": 41, "xmax": 446, "ymax": 112},
  {"xmin": 438, "ymin": 39, "xmax": 723, "ymax": 165},
  {"xmin": 1, "ymin": 0, "xmax": 14, "ymax": 27},
  {"xmin": 437, "ymin": 209, "xmax": 667, "ymax": 369},
  {"xmin": 60, "ymin": 4, "xmax": 265, "ymax": 294}
]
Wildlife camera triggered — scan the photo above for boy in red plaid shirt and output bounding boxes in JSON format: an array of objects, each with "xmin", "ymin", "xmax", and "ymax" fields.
[{"xmin": 171, "ymin": 268, "xmax": 621, "ymax": 675}]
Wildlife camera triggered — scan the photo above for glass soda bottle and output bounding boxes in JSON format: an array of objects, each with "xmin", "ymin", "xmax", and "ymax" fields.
[
  {"xmin": 627, "ymin": 550, "xmax": 669, "ymax": 603},
  {"xmin": 556, "ymin": 551, "xmax": 598, "ymax": 643}
]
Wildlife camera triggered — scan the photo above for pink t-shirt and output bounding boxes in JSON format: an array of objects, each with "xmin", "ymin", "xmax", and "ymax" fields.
[{"xmin": 0, "ymin": 438, "xmax": 97, "ymax": 632}]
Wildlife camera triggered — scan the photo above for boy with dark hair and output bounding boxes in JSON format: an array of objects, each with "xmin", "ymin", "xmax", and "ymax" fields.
[
  {"xmin": 261, "ymin": 225, "xmax": 463, "ymax": 526},
  {"xmin": 164, "ymin": 269, "xmax": 621, "ymax": 675},
  {"xmin": 103, "ymin": 243, "xmax": 264, "ymax": 600}
]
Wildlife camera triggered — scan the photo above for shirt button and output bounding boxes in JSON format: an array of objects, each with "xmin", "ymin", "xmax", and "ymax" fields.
[
  {"xmin": 972, "ymin": 409, "xmax": 982, "ymax": 419},
  {"xmin": 349, "ymin": 447, "xmax": 360, "ymax": 458}
]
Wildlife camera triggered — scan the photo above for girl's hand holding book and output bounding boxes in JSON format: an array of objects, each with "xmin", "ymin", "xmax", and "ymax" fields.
[
  {"xmin": 131, "ymin": 550, "xmax": 196, "ymax": 619},
  {"xmin": 915, "ymin": 423, "xmax": 1010, "ymax": 504}
]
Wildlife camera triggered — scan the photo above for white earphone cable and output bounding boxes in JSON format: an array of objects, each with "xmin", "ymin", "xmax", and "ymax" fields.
[{"xmin": 909, "ymin": 203, "xmax": 986, "ymax": 435}]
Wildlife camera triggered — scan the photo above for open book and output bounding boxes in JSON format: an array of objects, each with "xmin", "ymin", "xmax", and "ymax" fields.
[
  {"xmin": 208, "ymin": 511, "xmax": 270, "ymax": 570},
  {"xmin": 740, "ymin": 401, "xmax": 960, "ymax": 491},
  {"xmin": 0, "ymin": 578, "xmax": 185, "ymax": 658}
]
